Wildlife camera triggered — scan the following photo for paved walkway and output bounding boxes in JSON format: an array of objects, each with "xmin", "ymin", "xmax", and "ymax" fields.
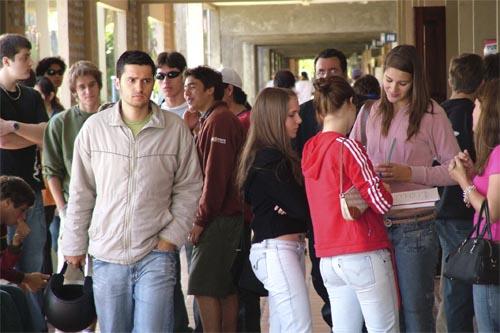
[{"xmin": 180, "ymin": 246, "xmax": 331, "ymax": 333}]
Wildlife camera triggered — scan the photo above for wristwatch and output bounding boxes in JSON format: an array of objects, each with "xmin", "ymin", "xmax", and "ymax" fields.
[{"xmin": 12, "ymin": 122, "xmax": 19, "ymax": 131}]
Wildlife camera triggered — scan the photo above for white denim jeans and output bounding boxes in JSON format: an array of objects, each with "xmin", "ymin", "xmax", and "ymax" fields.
[
  {"xmin": 320, "ymin": 249, "xmax": 399, "ymax": 333},
  {"xmin": 250, "ymin": 239, "xmax": 312, "ymax": 333}
]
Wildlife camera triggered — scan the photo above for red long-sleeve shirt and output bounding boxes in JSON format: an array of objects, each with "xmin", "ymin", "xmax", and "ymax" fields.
[
  {"xmin": 0, "ymin": 225, "xmax": 24, "ymax": 284},
  {"xmin": 302, "ymin": 132, "xmax": 393, "ymax": 257},
  {"xmin": 194, "ymin": 101, "xmax": 245, "ymax": 227}
]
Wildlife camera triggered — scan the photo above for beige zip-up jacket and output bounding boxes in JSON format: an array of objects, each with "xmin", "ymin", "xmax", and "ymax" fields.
[{"xmin": 61, "ymin": 102, "xmax": 202, "ymax": 265}]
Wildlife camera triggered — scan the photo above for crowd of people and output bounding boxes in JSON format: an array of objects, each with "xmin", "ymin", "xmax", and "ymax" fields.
[{"xmin": 0, "ymin": 31, "xmax": 499, "ymax": 333}]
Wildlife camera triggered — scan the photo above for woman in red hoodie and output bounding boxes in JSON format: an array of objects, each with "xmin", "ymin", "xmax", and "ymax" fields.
[{"xmin": 302, "ymin": 76, "xmax": 398, "ymax": 332}]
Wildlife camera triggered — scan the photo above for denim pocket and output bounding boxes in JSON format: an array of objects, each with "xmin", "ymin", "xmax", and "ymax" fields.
[
  {"xmin": 338, "ymin": 255, "xmax": 376, "ymax": 288},
  {"xmin": 402, "ymin": 223, "xmax": 436, "ymax": 254},
  {"xmin": 250, "ymin": 251, "xmax": 268, "ymax": 284}
]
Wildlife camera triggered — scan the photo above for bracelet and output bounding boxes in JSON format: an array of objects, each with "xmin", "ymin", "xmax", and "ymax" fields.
[{"xmin": 463, "ymin": 184, "xmax": 476, "ymax": 208}]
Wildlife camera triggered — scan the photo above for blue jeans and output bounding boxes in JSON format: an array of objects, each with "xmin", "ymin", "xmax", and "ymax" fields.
[
  {"xmin": 50, "ymin": 215, "xmax": 60, "ymax": 252},
  {"xmin": 473, "ymin": 284, "xmax": 500, "ymax": 332},
  {"xmin": 435, "ymin": 218, "xmax": 474, "ymax": 332},
  {"xmin": 387, "ymin": 220, "xmax": 439, "ymax": 333},
  {"xmin": 7, "ymin": 191, "xmax": 46, "ymax": 332},
  {"xmin": 93, "ymin": 250, "xmax": 177, "ymax": 333}
]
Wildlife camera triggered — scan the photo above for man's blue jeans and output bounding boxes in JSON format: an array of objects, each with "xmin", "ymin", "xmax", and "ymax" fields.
[
  {"xmin": 435, "ymin": 218, "xmax": 474, "ymax": 332},
  {"xmin": 387, "ymin": 220, "xmax": 439, "ymax": 333},
  {"xmin": 93, "ymin": 250, "xmax": 177, "ymax": 333},
  {"xmin": 8, "ymin": 191, "xmax": 46, "ymax": 332}
]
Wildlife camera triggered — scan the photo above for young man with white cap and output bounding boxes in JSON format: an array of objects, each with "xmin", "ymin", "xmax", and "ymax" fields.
[
  {"xmin": 220, "ymin": 67, "xmax": 262, "ymax": 332},
  {"xmin": 220, "ymin": 67, "xmax": 250, "ymax": 132}
]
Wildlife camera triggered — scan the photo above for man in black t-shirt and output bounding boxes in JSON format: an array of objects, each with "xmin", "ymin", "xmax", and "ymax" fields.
[
  {"xmin": 435, "ymin": 53, "xmax": 484, "ymax": 333},
  {"xmin": 0, "ymin": 33, "xmax": 48, "ymax": 332}
]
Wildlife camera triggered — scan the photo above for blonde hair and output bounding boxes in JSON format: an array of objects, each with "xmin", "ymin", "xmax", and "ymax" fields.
[{"xmin": 236, "ymin": 88, "xmax": 302, "ymax": 191}]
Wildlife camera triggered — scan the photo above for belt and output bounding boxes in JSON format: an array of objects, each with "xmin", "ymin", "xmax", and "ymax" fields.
[{"xmin": 384, "ymin": 211, "xmax": 437, "ymax": 227}]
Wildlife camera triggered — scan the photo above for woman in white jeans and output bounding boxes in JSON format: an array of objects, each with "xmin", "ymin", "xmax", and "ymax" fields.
[
  {"xmin": 237, "ymin": 87, "xmax": 312, "ymax": 333},
  {"xmin": 302, "ymin": 76, "xmax": 399, "ymax": 332}
]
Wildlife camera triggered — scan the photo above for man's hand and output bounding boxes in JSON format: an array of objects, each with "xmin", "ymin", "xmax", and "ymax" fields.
[
  {"xmin": 64, "ymin": 255, "xmax": 86, "ymax": 269},
  {"xmin": 12, "ymin": 220, "xmax": 31, "ymax": 247},
  {"xmin": 183, "ymin": 109, "xmax": 201, "ymax": 132},
  {"xmin": 156, "ymin": 238, "xmax": 177, "ymax": 252},
  {"xmin": 0, "ymin": 118, "xmax": 14, "ymax": 136},
  {"xmin": 188, "ymin": 224, "xmax": 204, "ymax": 245},
  {"xmin": 21, "ymin": 272, "xmax": 50, "ymax": 292}
]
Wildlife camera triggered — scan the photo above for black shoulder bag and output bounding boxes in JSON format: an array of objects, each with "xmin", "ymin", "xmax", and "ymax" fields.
[{"xmin": 444, "ymin": 200, "xmax": 499, "ymax": 285}]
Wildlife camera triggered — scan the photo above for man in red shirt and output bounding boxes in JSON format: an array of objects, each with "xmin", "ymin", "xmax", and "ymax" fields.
[
  {"xmin": 1, "ymin": 175, "xmax": 50, "ymax": 332},
  {"xmin": 185, "ymin": 66, "xmax": 245, "ymax": 333}
]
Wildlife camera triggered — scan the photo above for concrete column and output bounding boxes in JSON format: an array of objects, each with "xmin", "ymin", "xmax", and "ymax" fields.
[
  {"xmin": 35, "ymin": 0, "xmax": 50, "ymax": 58},
  {"xmin": 83, "ymin": 0, "xmax": 98, "ymax": 64},
  {"xmin": 164, "ymin": 3, "xmax": 175, "ymax": 51},
  {"xmin": 96, "ymin": 4, "xmax": 107, "ymax": 101},
  {"xmin": 56, "ymin": 0, "xmax": 70, "ymax": 107},
  {"xmin": 242, "ymin": 42, "xmax": 256, "ymax": 104},
  {"xmin": 186, "ymin": 3, "xmax": 204, "ymax": 67},
  {"xmin": 257, "ymin": 46, "xmax": 271, "ymax": 91},
  {"xmin": 174, "ymin": 4, "xmax": 188, "ymax": 57},
  {"xmin": 207, "ymin": 7, "xmax": 222, "ymax": 67},
  {"xmin": 396, "ymin": 0, "xmax": 415, "ymax": 45},
  {"xmin": 0, "ymin": 0, "xmax": 24, "ymax": 35}
]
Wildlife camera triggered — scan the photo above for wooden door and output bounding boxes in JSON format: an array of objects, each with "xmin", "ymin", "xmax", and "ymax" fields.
[{"xmin": 414, "ymin": 6, "xmax": 447, "ymax": 103}]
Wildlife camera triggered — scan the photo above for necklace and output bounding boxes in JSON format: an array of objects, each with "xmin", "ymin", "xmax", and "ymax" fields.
[{"xmin": 0, "ymin": 83, "xmax": 22, "ymax": 101}]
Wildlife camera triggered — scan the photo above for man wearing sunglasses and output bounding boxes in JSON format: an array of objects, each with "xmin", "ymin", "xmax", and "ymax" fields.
[
  {"xmin": 156, "ymin": 52, "xmax": 203, "ymax": 332},
  {"xmin": 156, "ymin": 52, "xmax": 188, "ymax": 119},
  {"xmin": 35, "ymin": 56, "xmax": 66, "ymax": 113}
]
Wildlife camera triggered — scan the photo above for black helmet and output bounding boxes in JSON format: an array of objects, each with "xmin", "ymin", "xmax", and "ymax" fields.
[{"xmin": 43, "ymin": 262, "xmax": 97, "ymax": 332}]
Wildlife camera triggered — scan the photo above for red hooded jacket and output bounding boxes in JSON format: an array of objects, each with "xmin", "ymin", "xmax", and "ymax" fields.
[{"xmin": 302, "ymin": 132, "xmax": 393, "ymax": 257}]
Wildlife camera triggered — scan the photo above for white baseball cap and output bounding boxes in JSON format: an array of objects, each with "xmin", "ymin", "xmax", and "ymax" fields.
[{"xmin": 219, "ymin": 67, "xmax": 242, "ymax": 89}]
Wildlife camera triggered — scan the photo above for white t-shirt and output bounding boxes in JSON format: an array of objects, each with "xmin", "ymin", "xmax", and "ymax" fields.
[{"xmin": 161, "ymin": 101, "xmax": 189, "ymax": 118}]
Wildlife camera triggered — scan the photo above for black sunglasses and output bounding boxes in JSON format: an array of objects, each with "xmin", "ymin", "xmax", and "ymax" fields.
[
  {"xmin": 155, "ymin": 71, "xmax": 181, "ymax": 80},
  {"xmin": 46, "ymin": 68, "xmax": 65, "ymax": 76}
]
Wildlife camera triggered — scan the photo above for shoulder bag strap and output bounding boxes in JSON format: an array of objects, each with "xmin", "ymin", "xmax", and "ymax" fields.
[{"xmin": 478, "ymin": 200, "xmax": 493, "ymax": 239}]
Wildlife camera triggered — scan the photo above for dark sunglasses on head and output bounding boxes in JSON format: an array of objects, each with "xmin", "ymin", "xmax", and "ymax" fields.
[
  {"xmin": 46, "ymin": 68, "xmax": 65, "ymax": 76},
  {"xmin": 155, "ymin": 71, "xmax": 181, "ymax": 80}
]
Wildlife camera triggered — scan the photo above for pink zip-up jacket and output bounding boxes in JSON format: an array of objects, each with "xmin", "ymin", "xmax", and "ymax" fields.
[{"xmin": 350, "ymin": 100, "xmax": 460, "ymax": 217}]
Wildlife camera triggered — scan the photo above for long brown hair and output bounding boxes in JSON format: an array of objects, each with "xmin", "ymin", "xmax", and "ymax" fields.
[
  {"xmin": 236, "ymin": 88, "xmax": 302, "ymax": 190},
  {"xmin": 474, "ymin": 78, "xmax": 500, "ymax": 174},
  {"xmin": 378, "ymin": 45, "xmax": 432, "ymax": 140}
]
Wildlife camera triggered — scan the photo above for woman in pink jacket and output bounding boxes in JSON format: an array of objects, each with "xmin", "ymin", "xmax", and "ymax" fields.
[
  {"xmin": 349, "ymin": 45, "xmax": 460, "ymax": 332},
  {"xmin": 302, "ymin": 76, "xmax": 398, "ymax": 332}
]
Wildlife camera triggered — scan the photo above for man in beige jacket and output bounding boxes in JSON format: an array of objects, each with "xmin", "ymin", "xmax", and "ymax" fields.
[{"xmin": 62, "ymin": 50, "xmax": 202, "ymax": 333}]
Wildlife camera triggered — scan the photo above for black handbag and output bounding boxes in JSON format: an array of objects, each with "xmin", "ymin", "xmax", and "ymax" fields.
[
  {"xmin": 231, "ymin": 223, "xmax": 268, "ymax": 297},
  {"xmin": 444, "ymin": 200, "xmax": 499, "ymax": 285}
]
